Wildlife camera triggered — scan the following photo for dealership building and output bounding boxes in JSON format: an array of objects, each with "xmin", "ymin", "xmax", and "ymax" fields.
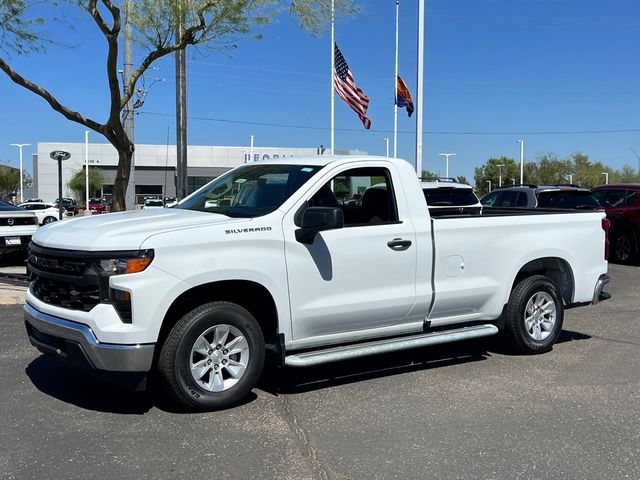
[{"xmin": 33, "ymin": 142, "xmax": 362, "ymax": 205}]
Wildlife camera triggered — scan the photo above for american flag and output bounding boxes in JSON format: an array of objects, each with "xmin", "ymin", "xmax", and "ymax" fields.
[{"xmin": 334, "ymin": 43, "xmax": 371, "ymax": 129}]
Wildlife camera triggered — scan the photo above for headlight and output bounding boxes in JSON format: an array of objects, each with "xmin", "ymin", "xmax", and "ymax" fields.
[{"xmin": 98, "ymin": 250, "xmax": 154, "ymax": 275}]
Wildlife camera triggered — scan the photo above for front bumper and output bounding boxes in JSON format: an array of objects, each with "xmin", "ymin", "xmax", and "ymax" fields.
[{"xmin": 24, "ymin": 302, "xmax": 155, "ymax": 380}]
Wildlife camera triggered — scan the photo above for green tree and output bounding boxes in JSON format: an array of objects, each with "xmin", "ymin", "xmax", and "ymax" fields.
[
  {"xmin": 456, "ymin": 176, "xmax": 469, "ymax": 185},
  {"xmin": 0, "ymin": 164, "xmax": 20, "ymax": 199},
  {"xmin": 532, "ymin": 153, "xmax": 573, "ymax": 185},
  {"xmin": 421, "ymin": 170, "xmax": 438, "ymax": 181},
  {"xmin": 474, "ymin": 156, "xmax": 519, "ymax": 196},
  {"xmin": 0, "ymin": 0, "xmax": 358, "ymax": 211},
  {"xmin": 67, "ymin": 167, "xmax": 105, "ymax": 203},
  {"xmin": 614, "ymin": 164, "xmax": 640, "ymax": 183}
]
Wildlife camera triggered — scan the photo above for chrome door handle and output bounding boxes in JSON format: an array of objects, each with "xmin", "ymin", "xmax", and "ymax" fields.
[{"xmin": 387, "ymin": 238, "xmax": 412, "ymax": 251}]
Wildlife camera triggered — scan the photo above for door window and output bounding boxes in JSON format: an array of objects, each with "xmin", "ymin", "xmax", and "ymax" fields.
[
  {"xmin": 625, "ymin": 190, "xmax": 640, "ymax": 206},
  {"xmin": 309, "ymin": 167, "xmax": 399, "ymax": 226}
]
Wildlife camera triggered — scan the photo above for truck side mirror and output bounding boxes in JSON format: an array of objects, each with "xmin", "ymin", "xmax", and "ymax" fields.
[{"xmin": 295, "ymin": 207, "xmax": 344, "ymax": 245}]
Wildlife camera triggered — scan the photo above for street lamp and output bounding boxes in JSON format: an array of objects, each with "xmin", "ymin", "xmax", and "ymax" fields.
[
  {"xmin": 567, "ymin": 174, "xmax": 573, "ymax": 185},
  {"xmin": 384, "ymin": 138, "xmax": 390, "ymax": 157},
  {"xmin": 439, "ymin": 153, "xmax": 456, "ymax": 178},
  {"xmin": 516, "ymin": 140, "xmax": 524, "ymax": 184},
  {"xmin": 602, "ymin": 172, "xmax": 609, "ymax": 185},
  {"xmin": 628, "ymin": 145, "xmax": 640, "ymax": 176},
  {"xmin": 510, "ymin": 178, "xmax": 516, "ymax": 185},
  {"xmin": 9, "ymin": 143, "xmax": 30, "ymax": 204},
  {"xmin": 497, "ymin": 164, "xmax": 504, "ymax": 187},
  {"xmin": 486, "ymin": 180, "xmax": 492, "ymax": 193}
]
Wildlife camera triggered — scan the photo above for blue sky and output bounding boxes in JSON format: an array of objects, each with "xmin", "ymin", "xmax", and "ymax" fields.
[{"xmin": 1, "ymin": 0, "xmax": 640, "ymax": 184}]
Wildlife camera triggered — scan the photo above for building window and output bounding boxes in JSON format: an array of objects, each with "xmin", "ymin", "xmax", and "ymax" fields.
[
  {"xmin": 135, "ymin": 185, "xmax": 163, "ymax": 205},
  {"xmin": 188, "ymin": 176, "xmax": 216, "ymax": 195}
]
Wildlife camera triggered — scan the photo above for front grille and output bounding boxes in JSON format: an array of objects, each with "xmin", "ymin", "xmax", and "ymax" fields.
[
  {"xmin": 0, "ymin": 217, "xmax": 36, "ymax": 226},
  {"xmin": 28, "ymin": 244, "xmax": 102, "ymax": 312},
  {"xmin": 31, "ymin": 277, "xmax": 100, "ymax": 311}
]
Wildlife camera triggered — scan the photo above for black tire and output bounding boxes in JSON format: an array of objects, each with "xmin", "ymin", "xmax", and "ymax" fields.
[
  {"xmin": 503, "ymin": 275, "xmax": 564, "ymax": 354},
  {"xmin": 158, "ymin": 301, "xmax": 265, "ymax": 411},
  {"xmin": 611, "ymin": 229, "xmax": 637, "ymax": 264},
  {"xmin": 42, "ymin": 216, "xmax": 58, "ymax": 225}
]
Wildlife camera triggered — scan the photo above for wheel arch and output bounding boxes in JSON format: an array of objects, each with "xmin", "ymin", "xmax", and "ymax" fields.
[
  {"xmin": 511, "ymin": 256, "xmax": 574, "ymax": 305},
  {"xmin": 158, "ymin": 280, "xmax": 279, "ymax": 352},
  {"xmin": 610, "ymin": 220, "xmax": 638, "ymax": 241}
]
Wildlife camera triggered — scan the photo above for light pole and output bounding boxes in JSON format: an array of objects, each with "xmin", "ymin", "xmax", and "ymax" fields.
[
  {"xmin": 439, "ymin": 153, "xmax": 456, "ymax": 178},
  {"xmin": 497, "ymin": 164, "xmax": 504, "ymax": 187},
  {"xmin": 486, "ymin": 180, "xmax": 492, "ymax": 193},
  {"xmin": 628, "ymin": 145, "xmax": 640, "ymax": 176},
  {"xmin": 516, "ymin": 140, "xmax": 524, "ymax": 184},
  {"xmin": 511, "ymin": 178, "xmax": 516, "ymax": 185},
  {"xmin": 249, "ymin": 135, "xmax": 254, "ymax": 162},
  {"xmin": 567, "ymin": 174, "xmax": 573, "ymax": 184},
  {"xmin": 602, "ymin": 172, "xmax": 609, "ymax": 185},
  {"xmin": 10, "ymin": 143, "xmax": 30, "ymax": 204},
  {"xmin": 384, "ymin": 138, "xmax": 390, "ymax": 157},
  {"xmin": 85, "ymin": 131, "xmax": 90, "ymax": 213}
]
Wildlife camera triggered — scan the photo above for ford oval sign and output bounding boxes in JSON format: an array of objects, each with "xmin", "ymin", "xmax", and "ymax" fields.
[{"xmin": 49, "ymin": 150, "xmax": 71, "ymax": 161}]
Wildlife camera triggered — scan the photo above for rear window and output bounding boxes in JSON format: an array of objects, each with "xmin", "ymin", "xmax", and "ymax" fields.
[
  {"xmin": 536, "ymin": 191, "xmax": 600, "ymax": 210},
  {"xmin": 423, "ymin": 189, "xmax": 479, "ymax": 206}
]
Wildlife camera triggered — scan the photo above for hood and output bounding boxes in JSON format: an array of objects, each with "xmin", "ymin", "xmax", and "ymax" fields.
[{"xmin": 32, "ymin": 208, "xmax": 245, "ymax": 251}]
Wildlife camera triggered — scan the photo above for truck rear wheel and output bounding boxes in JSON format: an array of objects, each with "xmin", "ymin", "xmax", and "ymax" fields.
[
  {"xmin": 158, "ymin": 301, "xmax": 265, "ymax": 411},
  {"xmin": 504, "ymin": 275, "xmax": 564, "ymax": 354}
]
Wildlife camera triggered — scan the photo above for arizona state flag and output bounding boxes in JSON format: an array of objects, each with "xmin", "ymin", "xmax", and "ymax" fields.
[{"xmin": 396, "ymin": 75, "xmax": 414, "ymax": 117}]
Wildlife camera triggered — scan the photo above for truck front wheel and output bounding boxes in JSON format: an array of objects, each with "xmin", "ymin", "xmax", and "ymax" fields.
[
  {"xmin": 504, "ymin": 275, "xmax": 564, "ymax": 354},
  {"xmin": 158, "ymin": 302, "xmax": 265, "ymax": 411}
]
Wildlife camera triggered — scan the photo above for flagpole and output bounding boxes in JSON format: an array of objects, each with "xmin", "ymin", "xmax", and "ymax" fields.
[
  {"xmin": 393, "ymin": 0, "xmax": 399, "ymax": 158},
  {"xmin": 330, "ymin": 0, "xmax": 335, "ymax": 155},
  {"xmin": 415, "ymin": 0, "xmax": 424, "ymax": 176}
]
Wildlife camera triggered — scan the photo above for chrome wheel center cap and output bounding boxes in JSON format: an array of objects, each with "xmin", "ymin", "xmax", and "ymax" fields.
[{"xmin": 212, "ymin": 350, "xmax": 223, "ymax": 361}]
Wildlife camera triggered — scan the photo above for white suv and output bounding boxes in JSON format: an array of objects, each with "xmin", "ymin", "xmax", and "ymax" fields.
[
  {"xmin": 421, "ymin": 178, "xmax": 482, "ymax": 216},
  {"xmin": 18, "ymin": 202, "xmax": 60, "ymax": 225},
  {"xmin": 0, "ymin": 200, "xmax": 38, "ymax": 258}
]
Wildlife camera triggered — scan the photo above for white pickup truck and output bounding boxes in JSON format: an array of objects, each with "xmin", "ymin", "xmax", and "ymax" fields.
[{"xmin": 24, "ymin": 156, "xmax": 610, "ymax": 410}]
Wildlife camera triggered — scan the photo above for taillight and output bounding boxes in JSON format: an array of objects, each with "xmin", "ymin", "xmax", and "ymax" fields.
[{"xmin": 601, "ymin": 217, "xmax": 610, "ymax": 260}]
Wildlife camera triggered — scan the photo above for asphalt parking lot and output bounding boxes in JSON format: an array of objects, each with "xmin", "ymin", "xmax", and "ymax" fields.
[{"xmin": 1, "ymin": 263, "xmax": 639, "ymax": 480}]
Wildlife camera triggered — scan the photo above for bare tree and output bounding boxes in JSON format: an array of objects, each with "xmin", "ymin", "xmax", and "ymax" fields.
[{"xmin": 0, "ymin": 0, "xmax": 357, "ymax": 211}]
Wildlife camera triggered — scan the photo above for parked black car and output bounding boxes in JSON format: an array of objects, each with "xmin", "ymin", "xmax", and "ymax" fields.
[
  {"xmin": 53, "ymin": 198, "xmax": 79, "ymax": 216},
  {"xmin": 481, "ymin": 185, "xmax": 601, "ymax": 210}
]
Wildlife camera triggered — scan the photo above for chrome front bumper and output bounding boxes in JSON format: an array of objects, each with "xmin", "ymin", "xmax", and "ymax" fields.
[{"xmin": 24, "ymin": 302, "xmax": 155, "ymax": 373}]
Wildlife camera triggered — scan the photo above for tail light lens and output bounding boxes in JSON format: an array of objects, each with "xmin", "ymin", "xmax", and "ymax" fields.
[{"xmin": 601, "ymin": 217, "xmax": 610, "ymax": 260}]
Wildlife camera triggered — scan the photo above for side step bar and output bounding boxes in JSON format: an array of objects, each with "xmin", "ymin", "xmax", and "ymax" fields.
[{"xmin": 284, "ymin": 324, "xmax": 499, "ymax": 367}]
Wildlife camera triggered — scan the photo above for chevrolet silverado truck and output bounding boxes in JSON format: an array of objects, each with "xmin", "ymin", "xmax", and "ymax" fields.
[{"xmin": 24, "ymin": 156, "xmax": 610, "ymax": 411}]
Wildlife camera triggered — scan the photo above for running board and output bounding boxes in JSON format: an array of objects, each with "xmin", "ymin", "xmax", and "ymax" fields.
[{"xmin": 284, "ymin": 324, "xmax": 499, "ymax": 367}]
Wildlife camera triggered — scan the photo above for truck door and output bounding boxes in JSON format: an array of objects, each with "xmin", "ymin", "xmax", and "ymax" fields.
[{"xmin": 282, "ymin": 163, "xmax": 423, "ymax": 345}]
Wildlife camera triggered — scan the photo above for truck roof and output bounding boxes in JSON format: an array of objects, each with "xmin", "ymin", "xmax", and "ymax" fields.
[{"xmin": 246, "ymin": 155, "xmax": 397, "ymax": 167}]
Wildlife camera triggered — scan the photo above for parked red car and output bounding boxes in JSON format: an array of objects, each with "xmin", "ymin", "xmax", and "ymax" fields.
[
  {"xmin": 88, "ymin": 198, "xmax": 106, "ymax": 214},
  {"xmin": 592, "ymin": 184, "xmax": 640, "ymax": 264}
]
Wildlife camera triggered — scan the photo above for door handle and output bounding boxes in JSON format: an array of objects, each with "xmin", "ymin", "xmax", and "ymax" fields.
[{"xmin": 387, "ymin": 238, "xmax": 412, "ymax": 251}]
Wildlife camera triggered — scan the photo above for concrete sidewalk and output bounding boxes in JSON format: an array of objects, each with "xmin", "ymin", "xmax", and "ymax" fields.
[{"xmin": 0, "ymin": 282, "xmax": 26, "ymax": 305}]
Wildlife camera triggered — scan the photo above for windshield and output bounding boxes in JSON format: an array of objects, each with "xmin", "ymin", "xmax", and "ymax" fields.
[{"xmin": 178, "ymin": 163, "xmax": 322, "ymax": 217}]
